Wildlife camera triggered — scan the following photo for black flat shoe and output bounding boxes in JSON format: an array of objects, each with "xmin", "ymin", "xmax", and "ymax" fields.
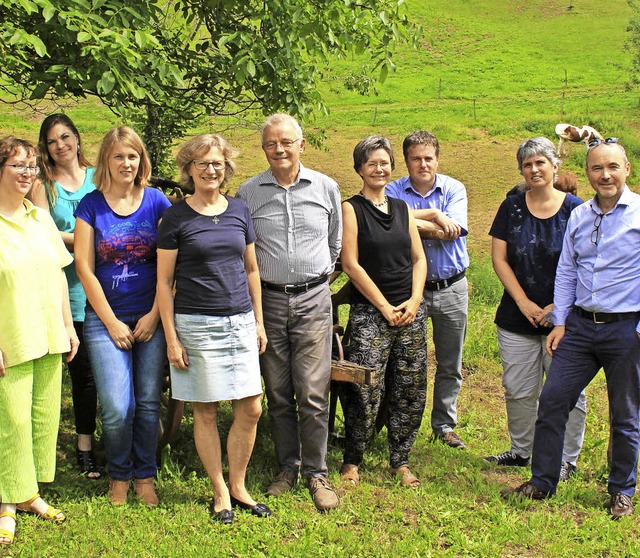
[
  {"xmin": 208, "ymin": 502, "xmax": 234, "ymax": 524},
  {"xmin": 230, "ymin": 495, "xmax": 272, "ymax": 518},
  {"xmin": 76, "ymin": 448, "xmax": 102, "ymax": 479}
]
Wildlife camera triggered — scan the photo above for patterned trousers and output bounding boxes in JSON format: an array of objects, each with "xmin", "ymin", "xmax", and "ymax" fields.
[{"xmin": 342, "ymin": 301, "xmax": 427, "ymax": 469}]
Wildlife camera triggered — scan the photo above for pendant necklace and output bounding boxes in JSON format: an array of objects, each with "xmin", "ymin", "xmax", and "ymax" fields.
[{"xmin": 212, "ymin": 215, "xmax": 219, "ymax": 224}]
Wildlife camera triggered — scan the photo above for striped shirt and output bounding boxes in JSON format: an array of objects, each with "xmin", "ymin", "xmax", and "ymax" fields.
[{"xmin": 236, "ymin": 163, "xmax": 342, "ymax": 284}]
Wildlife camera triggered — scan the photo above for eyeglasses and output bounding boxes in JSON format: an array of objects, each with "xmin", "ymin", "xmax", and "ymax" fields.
[
  {"xmin": 262, "ymin": 139, "xmax": 301, "ymax": 151},
  {"xmin": 192, "ymin": 160, "xmax": 225, "ymax": 171},
  {"xmin": 588, "ymin": 137, "xmax": 618, "ymax": 148},
  {"xmin": 591, "ymin": 213, "xmax": 603, "ymax": 246},
  {"xmin": 4, "ymin": 163, "xmax": 40, "ymax": 174}
]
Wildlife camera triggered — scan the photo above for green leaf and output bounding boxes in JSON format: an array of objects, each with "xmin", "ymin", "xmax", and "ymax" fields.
[
  {"xmin": 77, "ymin": 31, "xmax": 92, "ymax": 43},
  {"xmin": 99, "ymin": 71, "xmax": 116, "ymax": 94},
  {"xmin": 42, "ymin": 3, "xmax": 56, "ymax": 22}
]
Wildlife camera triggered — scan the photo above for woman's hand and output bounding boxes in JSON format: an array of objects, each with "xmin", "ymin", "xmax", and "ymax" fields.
[
  {"xmin": 167, "ymin": 340, "xmax": 189, "ymax": 370},
  {"xmin": 256, "ymin": 322, "xmax": 268, "ymax": 355},
  {"xmin": 107, "ymin": 320, "xmax": 135, "ymax": 350},
  {"xmin": 133, "ymin": 311, "xmax": 160, "ymax": 343},
  {"xmin": 380, "ymin": 302, "xmax": 402, "ymax": 326},
  {"xmin": 516, "ymin": 298, "xmax": 545, "ymax": 328},
  {"xmin": 66, "ymin": 325, "xmax": 80, "ymax": 363},
  {"xmin": 394, "ymin": 297, "xmax": 421, "ymax": 327},
  {"xmin": 0, "ymin": 350, "xmax": 5, "ymax": 378},
  {"xmin": 535, "ymin": 303, "xmax": 554, "ymax": 328}
]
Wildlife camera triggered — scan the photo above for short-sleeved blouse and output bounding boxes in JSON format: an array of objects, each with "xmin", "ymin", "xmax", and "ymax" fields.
[
  {"xmin": 0, "ymin": 200, "xmax": 73, "ymax": 367},
  {"xmin": 157, "ymin": 195, "xmax": 257, "ymax": 316},
  {"xmin": 489, "ymin": 192, "xmax": 583, "ymax": 335}
]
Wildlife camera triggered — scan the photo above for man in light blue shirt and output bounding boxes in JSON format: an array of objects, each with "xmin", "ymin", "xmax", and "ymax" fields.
[
  {"xmin": 503, "ymin": 139, "xmax": 640, "ymax": 519},
  {"xmin": 386, "ymin": 131, "xmax": 469, "ymax": 448}
]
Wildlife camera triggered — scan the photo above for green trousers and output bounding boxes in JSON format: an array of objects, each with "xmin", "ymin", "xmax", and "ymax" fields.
[{"xmin": 0, "ymin": 353, "xmax": 62, "ymax": 503}]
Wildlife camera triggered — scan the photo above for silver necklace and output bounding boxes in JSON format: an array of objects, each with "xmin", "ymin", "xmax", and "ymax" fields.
[{"xmin": 358, "ymin": 190, "xmax": 388, "ymax": 208}]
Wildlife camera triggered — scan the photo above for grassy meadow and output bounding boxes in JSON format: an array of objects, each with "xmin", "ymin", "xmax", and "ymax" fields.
[{"xmin": 1, "ymin": 0, "xmax": 640, "ymax": 556}]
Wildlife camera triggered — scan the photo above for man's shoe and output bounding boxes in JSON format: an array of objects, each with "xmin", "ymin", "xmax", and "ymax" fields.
[
  {"xmin": 308, "ymin": 476, "xmax": 339, "ymax": 512},
  {"xmin": 501, "ymin": 480, "xmax": 551, "ymax": 500},
  {"xmin": 558, "ymin": 461, "xmax": 577, "ymax": 482},
  {"xmin": 484, "ymin": 450, "xmax": 530, "ymax": 467},
  {"xmin": 266, "ymin": 470, "xmax": 298, "ymax": 497},
  {"xmin": 437, "ymin": 431, "xmax": 466, "ymax": 449},
  {"xmin": 610, "ymin": 492, "xmax": 634, "ymax": 519}
]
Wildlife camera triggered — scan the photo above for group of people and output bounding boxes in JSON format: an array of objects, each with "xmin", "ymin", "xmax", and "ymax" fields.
[{"xmin": 0, "ymin": 111, "xmax": 639, "ymax": 546}]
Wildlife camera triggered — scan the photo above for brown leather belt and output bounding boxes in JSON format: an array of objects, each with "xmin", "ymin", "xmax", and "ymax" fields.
[{"xmin": 575, "ymin": 307, "xmax": 640, "ymax": 324}]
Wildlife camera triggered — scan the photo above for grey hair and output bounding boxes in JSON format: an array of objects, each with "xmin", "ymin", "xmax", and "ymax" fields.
[
  {"xmin": 586, "ymin": 141, "xmax": 628, "ymax": 166},
  {"xmin": 261, "ymin": 113, "xmax": 303, "ymax": 140},
  {"xmin": 353, "ymin": 136, "xmax": 395, "ymax": 173},
  {"xmin": 516, "ymin": 137, "xmax": 561, "ymax": 172}
]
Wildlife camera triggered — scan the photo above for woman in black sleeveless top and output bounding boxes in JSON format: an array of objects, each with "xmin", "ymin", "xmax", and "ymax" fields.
[{"xmin": 339, "ymin": 136, "xmax": 427, "ymax": 488}]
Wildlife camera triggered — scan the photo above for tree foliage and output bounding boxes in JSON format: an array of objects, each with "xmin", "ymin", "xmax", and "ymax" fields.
[{"xmin": 0, "ymin": 0, "xmax": 418, "ymax": 172}]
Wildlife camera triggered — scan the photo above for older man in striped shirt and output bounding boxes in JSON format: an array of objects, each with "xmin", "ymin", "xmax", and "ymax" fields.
[{"xmin": 236, "ymin": 114, "xmax": 342, "ymax": 512}]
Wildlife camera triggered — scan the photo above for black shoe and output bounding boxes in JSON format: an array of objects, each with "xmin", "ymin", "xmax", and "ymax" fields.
[
  {"xmin": 484, "ymin": 450, "xmax": 530, "ymax": 467},
  {"xmin": 230, "ymin": 495, "xmax": 272, "ymax": 518},
  {"xmin": 558, "ymin": 461, "xmax": 577, "ymax": 482},
  {"xmin": 76, "ymin": 448, "xmax": 103, "ymax": 479},
  {"xmin": 501, "ymin": 480, "xmax": 551, "ymax": 500},
  {"xmin": 209, "ymin": 502, "xmax": 234, "ymax": 525}
]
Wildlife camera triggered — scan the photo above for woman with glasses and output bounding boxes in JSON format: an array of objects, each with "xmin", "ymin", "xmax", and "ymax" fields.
[
  {"xmin": 0, "ymin": 137, "xmax": 79, "ymax": 546},
  {"xmin": 157, "ymin": 134, "xmax": 269, "ymax": 524},
  {"xmin": 29, "ymin": 114, "xmax": 102, "ymax": 480},
  {"xmin": 487, "ymin": 137, "xmax": 587, "ymax": 478},
  {"xmin": 339, "ymin": 136, "xmax": 427, "ymax": 488},
  {"xmin": 74, "ymin": 127, "xmax": 170, "ymax": 506}
]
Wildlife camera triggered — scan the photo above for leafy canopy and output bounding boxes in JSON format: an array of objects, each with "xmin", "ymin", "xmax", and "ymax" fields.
[{"xmin": 0, "ymin": 0, "xmax": 418, "ymax": 171}]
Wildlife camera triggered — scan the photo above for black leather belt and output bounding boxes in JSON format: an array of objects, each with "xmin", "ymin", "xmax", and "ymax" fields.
[
  {"xmin": 261, "ymin": 274, "xmax": 329, "ymax": 295},
  {"xmin": 424, "ymin": 270, "xmax": 466, "ymax": 292},
  {"xmin": 576, "ymin": 307, "xmax": 640, "ymax": 324}
]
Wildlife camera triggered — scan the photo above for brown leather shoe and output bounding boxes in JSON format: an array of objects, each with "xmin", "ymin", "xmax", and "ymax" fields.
[
  {"xmin": 501, "ymin": 480, "xmax": 551, "ymax": 500},
  {"xmin": 266, "ymin": 470, "xmax": 298, "ymax": 497},
  {"xmin": 308, "ymin": 476, "xmax": 339, "ymax": 512},
  {"xmin": 610, "ymin": 492, "xmax": 634, "ymax": 519},
  {"xmin": 109, "ymin": 479, "xmax": 130, "ymax": 505},
  {"xmin": 134, "ymin": 478, "xmax": 159, "ymax": 507},
  {"xmin": 439, "ymin": 431, "xmax": 466, "ymax": 449}
]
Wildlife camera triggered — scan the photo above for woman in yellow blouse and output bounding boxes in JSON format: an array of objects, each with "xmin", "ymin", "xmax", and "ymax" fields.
[{"xmin": 0, "ymin": 137, "xmax": 78, "ymax": 546}]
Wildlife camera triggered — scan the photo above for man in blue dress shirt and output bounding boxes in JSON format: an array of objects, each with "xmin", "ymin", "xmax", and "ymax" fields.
[
  {"xmin": 386, "ymin": 131, "xmax": 469, "ymax": 449},
  {"xmin": 503, "ymin": 138, "xmax": 640, "ymax": 519}
]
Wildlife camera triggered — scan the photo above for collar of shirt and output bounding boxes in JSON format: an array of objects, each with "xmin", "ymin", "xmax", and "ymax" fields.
[{"xmin": 259, "ymin": 163, "xmax": 313, "ymax": 189}]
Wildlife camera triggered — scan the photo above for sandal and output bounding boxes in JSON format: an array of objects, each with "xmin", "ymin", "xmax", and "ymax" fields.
[
  {"xmin": 340, "ymin": 464, "xmax": 360, "ymax": 486},
  {"xmin": 77, "ymin": 448, "xmax": 102, "ymax": 479},
  {"xmin": 0, "ymin": 510, "xmax": 16, "ymax": 546},
  {"xmin": 17, "ymin": 493, "xmax": 66, "ymax": 524},
  {"xmin": 392, "ymin": 466, "xmax": 421, "ymax": 488}
]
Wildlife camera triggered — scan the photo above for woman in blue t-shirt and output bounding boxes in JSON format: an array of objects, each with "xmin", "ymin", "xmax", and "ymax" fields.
[
  {"xmin": 75, "ymin": 127, "xmax": 170, "ymax": 506},
  {"xmin": 157, "ymin": 134, "xmax": 269, "ymax": 524},
  {"xmin": 487, "ymin": 137, "xmax": 587, "ymax": 478},
  {"xmin": 30, "ymin": 114, "xmax": 101, "ymax": 480}
]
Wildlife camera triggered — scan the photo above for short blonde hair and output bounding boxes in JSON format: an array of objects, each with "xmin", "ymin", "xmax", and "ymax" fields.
[
  {"xmin": 175, "ymin": 134, "xmax": 238, "ymax": 194},
  {"xmin": 94, "ymin": 127, "xmax": 151, "ymax": 192}
]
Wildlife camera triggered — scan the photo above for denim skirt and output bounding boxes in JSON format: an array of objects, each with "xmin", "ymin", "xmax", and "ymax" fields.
[{"xmin": 171, "ymin": 311, "xmax": 262, "ymax": 402}]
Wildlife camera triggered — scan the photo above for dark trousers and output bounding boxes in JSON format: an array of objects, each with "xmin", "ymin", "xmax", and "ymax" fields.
[
  {"xmin": 67, "ymin": 321, "xmax": 98, "ymax": 436},
  {"xmin": 531, "ymin": 311, "xmax": 640, "ymax": 497}
]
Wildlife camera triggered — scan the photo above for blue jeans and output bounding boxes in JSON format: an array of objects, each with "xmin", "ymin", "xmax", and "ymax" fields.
[
  {"xmin": 423, "ymin": 277, "xmax": 468, "ymax": 435},
  {"xmin": 531, "ymin": 310, "xmax": 640, "ymax": 496},
  {"xmin": 84, "ymin": 309, "xmax": 166, "ymax": 480}
]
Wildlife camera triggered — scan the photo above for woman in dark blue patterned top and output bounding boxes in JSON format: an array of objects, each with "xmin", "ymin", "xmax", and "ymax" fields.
[{"xmin": 487, "ymin": 137, "xmax": 587, "ymax": 478}]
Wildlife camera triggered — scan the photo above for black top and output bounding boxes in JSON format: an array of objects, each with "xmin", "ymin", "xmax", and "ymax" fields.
[{"xmin": 346, "ymin": 195, "xmax": 413, "ymax": 307}]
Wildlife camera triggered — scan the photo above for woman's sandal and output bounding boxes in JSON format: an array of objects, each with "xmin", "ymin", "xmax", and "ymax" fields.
[
  {"xmin": 77, "ymin": 448, "xmax": 102, "ymax": 480},
  {"xmin": 340, "ymin": 464, "xmax": 360, "ymax": 487},
  {"xmin": 392, "ymin": 466, "xmax": 421, "ymax": 488},
  {"xmin": 17, "ymin": 494, "xmax": 66, "ymax": 524},
  {"xmin": 0, "ymin": 510, "xmax": 16, "ymax": 545}
]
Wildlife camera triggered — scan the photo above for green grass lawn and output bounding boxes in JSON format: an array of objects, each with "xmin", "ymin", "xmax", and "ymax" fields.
[{"xmin": 2, "ymin": 0, "xmax": 640, "ymax": 556}]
